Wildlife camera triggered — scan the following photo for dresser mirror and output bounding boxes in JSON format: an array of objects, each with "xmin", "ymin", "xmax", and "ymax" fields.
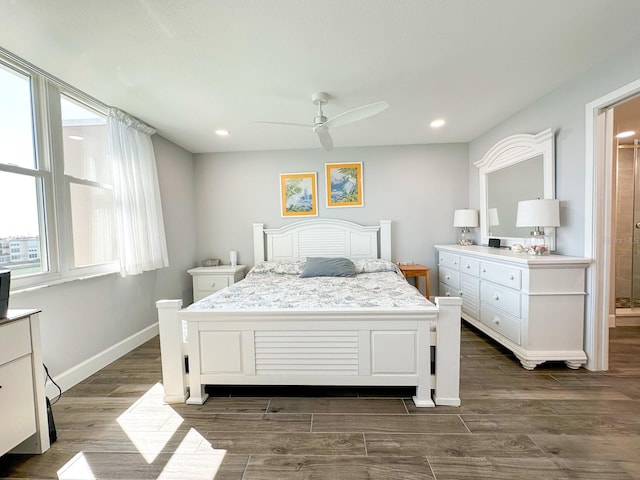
[{"xmin": 474, "ymin": 129, "xmax": 555, "ymax": 248}]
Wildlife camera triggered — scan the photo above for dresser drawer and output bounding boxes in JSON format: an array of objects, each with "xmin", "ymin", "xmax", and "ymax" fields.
[
  {"xmin": 438, "ymin": 267, "xmax": 460, "ymax": 289},
  {"xmin": 438, "ymin": 252, "xmax": 460, "ymax": 270},
  {"xmin": 459, "ymin": 256, "xmax": 480, "ymax": 277},
  {"xmin": 0, "ymin": 355, "xmax": 37, "ymax": 456},
  {"xmin": 480, "ymin": 281, "xmax": 521, "ymax": 318},
  {"xmin": 480, "ymin": 262, "xmax": 522, "ymax": 290},
  {"xmin": 0, "ymin": 319, "xmax": 31, "ymax": 366},
  {"xmin": 196, "ymin": 275, "xmax": 230, "ymax": 294},
  {"xmin": 439, "ymin": 282, "xmax": 460, "ymax": 299},
  {"xmin": 481, "ymin": 304, "xmax": 521, "ymax": 345}
]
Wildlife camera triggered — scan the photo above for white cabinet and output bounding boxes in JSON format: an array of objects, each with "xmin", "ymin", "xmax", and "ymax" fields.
[
  {"xmin": 188, "ymin": 266, "xmax": 247, "ymax": 302},
  {"xmin": 0, "ymin": 310, "xmax": 50, "ymax": 457},
  {"xmin": 435, "ymin": 245, "xmax": 590, "ymax": 369}
]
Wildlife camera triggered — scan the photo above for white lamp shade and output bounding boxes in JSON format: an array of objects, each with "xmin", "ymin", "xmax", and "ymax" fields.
[
  {"xmin": 516, "ymin": 199, "xmax": 560, "ymax": 227},
  {"xmin": 453, "ymin": 209, "xmax": 479, "ymax": 227},
  {"xmin": 488, "ymin": 208, "xmax": 500, "ymax": 226}
]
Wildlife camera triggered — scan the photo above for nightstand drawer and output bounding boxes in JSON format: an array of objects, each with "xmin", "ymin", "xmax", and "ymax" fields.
[
  {"xmin": 438, "ymin": 267, "xmax": 460, "ymax": 289},
  {"xmin": 0, "ymin": 319, "xmax": 31, "ymax": 366},
  {"xmin": 481, "ymin": 304, "xmax": 521, "ymax": 345},
  {"xmin": 196, "ymin": 275, "xmax": 230, "ymax": 293},
  {"xmin": 438, "ymin": 252, "xmax": 460, "ymax": 270},
  {"xmin": 480, "ymin": 262, "xmax": 522, "ymax": 290}
]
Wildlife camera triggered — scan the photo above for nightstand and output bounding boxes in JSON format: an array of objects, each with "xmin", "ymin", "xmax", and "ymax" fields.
[
  {"xmin": 188, "ymin": 265, "xmax": 246, "ymax": 301},
  {"xmin": 397, "ymin": 263, "xmax": 430, "ymax": 298}
]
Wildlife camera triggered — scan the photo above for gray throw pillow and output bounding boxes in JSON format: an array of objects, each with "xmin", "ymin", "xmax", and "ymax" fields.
[{"xmin": 300, "ymin": 257, "xmax": 356, "ymax": 278}]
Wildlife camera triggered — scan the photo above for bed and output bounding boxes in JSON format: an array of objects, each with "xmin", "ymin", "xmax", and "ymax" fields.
[{"xmin": 156, "ymin": 219, "xmax": 462, "ymax": 407}]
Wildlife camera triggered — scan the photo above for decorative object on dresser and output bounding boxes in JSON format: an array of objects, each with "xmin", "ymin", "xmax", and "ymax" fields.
[
  {"xmin": 453, "ymin": 209, "xmax": 479, "ymax": 246},
  {"xmin": 397, "ymin": 263, "xmax": 431, "ymax": 298},
  {"xmin": 188, "ymin": 265, "xmax": 246, "ymax": 302},
  {"xmin": 200, "ymin": 258, "xmax": 220, "ymax": 267},
  {"xmin": 435, "ymin": 244, "xmax": 590, "ymax": 370},
  {"xmin": 515, "ymin": 198, "xmax": 560, "ymax": 255},
  {"xmin": 229, "ymin": 250, "xmax": 238, "ymax": 266},
  {"xmin": 0, "ymin": 309, "xmax": 50, "ymax": 457}
]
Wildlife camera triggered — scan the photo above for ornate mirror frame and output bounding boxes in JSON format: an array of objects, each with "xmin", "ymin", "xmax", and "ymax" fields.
[{"xmin": 474, "ymin": 128, "xmax": 555, "ymax": 248}]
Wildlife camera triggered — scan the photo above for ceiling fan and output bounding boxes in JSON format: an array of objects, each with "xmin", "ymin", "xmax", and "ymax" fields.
[{"xmin": 255, "ymin": 92, "xmax": 389, "ymax": 151}]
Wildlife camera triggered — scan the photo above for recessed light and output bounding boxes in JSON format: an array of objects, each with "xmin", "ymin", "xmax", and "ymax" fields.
[
  {"xmin": 215, "ymin": 129, "xmax": 230, "ymax": 136},
  {"xmin": 430, "ymin": 119, "xmax": 446, "ymax": 128},
  {"xmin": 68, "ymin": 135, "xmax": 84, "ymax": 140},
  {"xmin": 616, "ymin": 130, "xmax": 636, "ymax": 138}
]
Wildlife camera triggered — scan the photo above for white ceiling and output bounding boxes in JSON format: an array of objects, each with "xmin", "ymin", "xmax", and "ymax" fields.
[{"xmin": 2, "ymin": 0, "xmax": 640, "ymax": 154}]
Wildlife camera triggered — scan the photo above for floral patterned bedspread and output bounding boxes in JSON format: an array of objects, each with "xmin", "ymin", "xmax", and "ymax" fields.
[{"xmin": 188, "ymin": 259, "xmax": 432, "ymax": 311}]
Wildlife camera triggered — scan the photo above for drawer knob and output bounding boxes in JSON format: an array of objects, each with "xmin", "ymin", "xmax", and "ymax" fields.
[
  {"xmin": 446, "ymin": 275, "xmax": 450, "ymax": 280},
  {"xmin": 445, "ymin": 291, "xmax": 451, "ymax": 296},
  {"xmin": 458, "ymin": 291, "xmax": 463, "ymax": 296},
  {"xmin": 465, "ymin": 264, "xmax": 471, "ymax": 269},
  {"xmin": 492, "ymin": 317, "xmax": 500, "ymax": 325},
  {"xmin": 482, "ymin": 268, "xmax": 486, "ymax": 273},
  {"xmin": 493, "ymin": 294, "xmax": 500, "ymax": 301},
  {"xmin": 211, "ymin": 282, "xmax": 216, "ymax": 287},
  {"xmin": 508, "ymin": 274, "xmax": 514, "ymax": 280}
]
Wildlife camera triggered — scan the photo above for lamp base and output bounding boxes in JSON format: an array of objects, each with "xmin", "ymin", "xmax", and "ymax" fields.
[
  {"xmin": 458, "ymin": 228, "xmax": 474, "ymax": 246},
  {"xmin": 525, "ymin": 229, "xmax": 550, "ymax": 255}
]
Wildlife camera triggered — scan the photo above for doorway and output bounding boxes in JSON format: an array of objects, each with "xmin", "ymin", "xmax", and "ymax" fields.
[{"xmin": 612, "ymin": 96, "xmax": 640, "ymax": 326}]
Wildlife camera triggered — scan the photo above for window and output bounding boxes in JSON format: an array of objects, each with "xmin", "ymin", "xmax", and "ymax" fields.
[{"xmin": 0, "ymin": 54, "xmax": 118, "ymax": 290}]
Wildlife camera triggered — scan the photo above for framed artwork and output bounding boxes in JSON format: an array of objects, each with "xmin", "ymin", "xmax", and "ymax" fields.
[
  {"xmin": 325, "ymin": 162, "xmax": 364, "ymax": 208},
  {"xmin": 280, "ymin": 172, "xmax": 318, "ymax": 217}
]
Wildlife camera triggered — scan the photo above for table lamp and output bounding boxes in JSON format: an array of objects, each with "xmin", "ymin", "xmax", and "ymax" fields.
[
  {"xmin": 515, "ymin": 199, "xmax": 560, "ymax": 255},
  {"xmin": 453, "ymin": 209, "xmax": 479, "ymax": 246}
]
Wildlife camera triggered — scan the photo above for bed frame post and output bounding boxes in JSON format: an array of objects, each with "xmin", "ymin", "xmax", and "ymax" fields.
[
  {"xmin": 379, "ymin": 220, "xmax": 391, "ymax": 261},
  {"xmin": 433, "ymin": 296, "xmax": 462, "ymax": 406},
  {"xmin": 253, "ymin": 223, "xmax": 265, "ymax": 264},
  {"xmin": 156, "ymin": 299, "xmax": 188, "ymax": 403}
]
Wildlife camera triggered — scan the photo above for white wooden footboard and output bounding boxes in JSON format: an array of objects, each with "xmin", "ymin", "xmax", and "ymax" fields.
[{"xmin": 156, "ymin": 297, "xmax": 461, "ymax": 407}]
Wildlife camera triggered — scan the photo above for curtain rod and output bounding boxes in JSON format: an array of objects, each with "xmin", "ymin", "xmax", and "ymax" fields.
[{"xmin": 0, "ymin": 46, "xmax": 156, "ymax": 131}]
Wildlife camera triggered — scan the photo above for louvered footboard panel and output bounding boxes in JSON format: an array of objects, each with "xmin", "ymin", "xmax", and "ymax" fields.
[{"xmin": 255, "ymin": 330, "xmax": 359, "ymax": 375}]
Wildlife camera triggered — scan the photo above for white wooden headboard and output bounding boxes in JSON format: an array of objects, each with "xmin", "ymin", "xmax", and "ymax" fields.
[{"xmin": 252, "ymin": 219, "xmax": 391, "ymax": 263}]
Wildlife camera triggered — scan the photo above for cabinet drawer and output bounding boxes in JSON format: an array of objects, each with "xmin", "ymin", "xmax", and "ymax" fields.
[
  {"xmin": 195, "ymin": 275, "xmax": 230, "ymax": 293},
  {"xmin": 439, "ymin": 282, "xmax": 460, "ymax": 299},
  {"xmin": 0, "ymin": 319, "xmax": 31, "ymax": 366},
  {"xmin": 481, "ymin": 304, "xmax": 521, "ymax": 345},
  {"xmin": 438, "ymin": 252, "xmax": 460, "ymax": 270},
  {"xmin": 460, "ymin": 274, "xmax": 480, "ymax": 319},
  {"xmin": 480, "ymin": 262, "xmax": 522, "ymax": 290},
  {"xmin": 481, "ymin": 281, "xmax": 521, "ymax": 318},
  {"xmin": 459, "ymin": 256, "xmax": 480, "ymax": 277},
  {"xmin": 0, "ymin": 355, "xmax": 37, "ymax": 456},
  {"xmin": 438, "ymin": 267, "xmax": 460, "ymax": 289}
]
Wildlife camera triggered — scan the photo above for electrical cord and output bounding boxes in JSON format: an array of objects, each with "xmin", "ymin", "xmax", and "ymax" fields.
[{"xmin": 43, "ymin": 363, "xmax": 62, "ymax": 405}]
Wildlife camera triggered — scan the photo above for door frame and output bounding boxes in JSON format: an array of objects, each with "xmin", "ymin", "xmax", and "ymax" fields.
[{"xmin": 585, "ymin": 77, "xmax": 640, "ymax": 370}]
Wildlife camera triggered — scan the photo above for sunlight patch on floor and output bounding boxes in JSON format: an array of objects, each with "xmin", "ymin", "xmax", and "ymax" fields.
[
  {"xmin": 157, "ymin": 429, "xmax": 227, "ymax": 479},
  {"xmin": 57, "ymin": 452, "xmax": 96, "ymax": 480}
]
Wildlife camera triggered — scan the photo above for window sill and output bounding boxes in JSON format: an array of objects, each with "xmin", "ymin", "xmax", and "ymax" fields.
[{"xmin": 11, "ymin": 270, "xmax": 120, "ymax": 295}]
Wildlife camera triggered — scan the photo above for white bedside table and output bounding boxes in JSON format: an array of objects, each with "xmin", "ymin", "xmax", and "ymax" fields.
[{"xmin": 188, "ymin": 265, "xmax": 247, "ymax": 301}]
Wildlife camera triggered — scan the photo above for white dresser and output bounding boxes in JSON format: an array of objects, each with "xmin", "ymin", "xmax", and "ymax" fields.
[
  {"xmin": 435, "ymin": 245, "xmax": 590, "ymax": 369},
  {"xmin": 188, "ymin": 265, "xmax": 247, "ymax": 301},
  {"xmin": 0, "ymin": 309, "xmax": 50, "ymax": 457}
]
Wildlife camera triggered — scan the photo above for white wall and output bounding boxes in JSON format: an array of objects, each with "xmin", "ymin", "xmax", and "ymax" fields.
[
  {"xmin": 469, "ymin": 37, "xmax": 640, "ymax": 257},
  {"xmin": 194, "ymin": 143, "xmax": 468, "ymax": 296},
  {"xmin": 9, "ymin": 135, "xmax": 196, "ymax": 383}
]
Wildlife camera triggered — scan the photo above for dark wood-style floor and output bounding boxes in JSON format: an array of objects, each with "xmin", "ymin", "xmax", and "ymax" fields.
[{"xmin": 1, "ymin": 324, "xmax": 639, "ymax": 479}]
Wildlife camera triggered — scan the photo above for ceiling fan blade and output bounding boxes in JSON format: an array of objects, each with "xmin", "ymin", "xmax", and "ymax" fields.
[
  {"xmin": 313, "ymin": 125, "xmax": 334, "ymax": 151},
  {"xmin": 323, "ymin": 101, "xmax": 389, "ymax": 129},
  {"xmin": 251, "ymin": 120, "xmax": 311, "ymax": 128}
]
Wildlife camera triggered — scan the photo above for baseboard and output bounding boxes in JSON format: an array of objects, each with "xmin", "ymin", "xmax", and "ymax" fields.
[{"xmin": 45, "ymin": 322, "xmax": 159, "ymax": 399}]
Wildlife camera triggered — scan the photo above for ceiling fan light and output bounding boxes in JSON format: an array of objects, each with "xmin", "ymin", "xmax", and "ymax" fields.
[
  {"xmin": 430, "ymin": 119, "xmax": 446, "ymax": 128},
  {"xmin": 616, "ymin": 130, "xmax": 636, "ymax": 138},
  {"xmin": 215, "ymin": 129, "xmax": 230, "ymax": 136}
]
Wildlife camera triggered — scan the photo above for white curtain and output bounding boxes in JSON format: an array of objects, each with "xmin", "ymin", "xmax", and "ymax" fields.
[{"xmin": 107, "ymin": 108, "xmax": 169, "ymax": 277}]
